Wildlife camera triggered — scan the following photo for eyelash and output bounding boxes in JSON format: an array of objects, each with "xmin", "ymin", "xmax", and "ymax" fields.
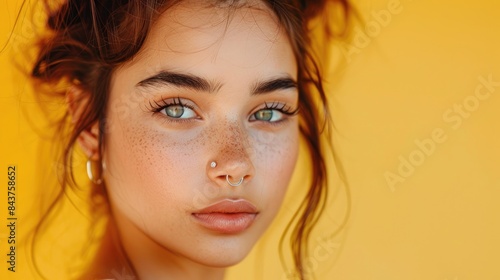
[
  {"xmin": 149, "ymin": 97, "xmax": 191, "ymax": 111},
  {"xmin": 263, "ymin": 101, "xmax": 299, "ymax": 115},
  {"xmin": 250, "ymin": 101, "xmax": 299, "ymax": 125},
  {"xmin": 148, "ymin": 97, "xmax": 197, "ymax": 123},
  {"xmin": 147, "ymin": 97, "xmax": 299, "ymax": 124}
]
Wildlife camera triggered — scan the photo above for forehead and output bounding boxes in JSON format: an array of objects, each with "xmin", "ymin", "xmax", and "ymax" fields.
[
  {"xmin": 152, "ymin": 0, "xmax": 283, "ymax": 45},
  {"xmin": 127, "ymin": 0, "xmax": 296, "ymax": 77}
]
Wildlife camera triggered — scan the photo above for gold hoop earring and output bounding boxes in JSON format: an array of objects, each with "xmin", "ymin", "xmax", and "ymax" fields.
[{"xmin": 86, "ymin": 158, "xmax": 103, "ymax": 185}]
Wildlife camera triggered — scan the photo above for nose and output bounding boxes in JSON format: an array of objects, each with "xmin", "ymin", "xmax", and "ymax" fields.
[{"xmin": 207, "ymin": 123, "xmax": 255, "ymax": 187}]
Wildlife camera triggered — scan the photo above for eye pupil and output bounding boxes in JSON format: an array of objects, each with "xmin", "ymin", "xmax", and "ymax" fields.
[
  {"xmin": 256, "ymin": 109, "xmax": 273, "ymax": 121},
  {"xmin": 166, "ymin": 105, "xmax": 184, "ymax": 118}
]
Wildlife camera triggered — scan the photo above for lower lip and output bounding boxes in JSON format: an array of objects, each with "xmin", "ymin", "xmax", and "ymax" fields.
[{"xmin": 192, "ymin": 213, "xmax": 257, "ymax": 234}]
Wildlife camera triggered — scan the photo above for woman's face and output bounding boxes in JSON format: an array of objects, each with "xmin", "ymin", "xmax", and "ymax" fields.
[{"xmin": 103, "ymin": 0, "xmax": 299, "ymax": 269}]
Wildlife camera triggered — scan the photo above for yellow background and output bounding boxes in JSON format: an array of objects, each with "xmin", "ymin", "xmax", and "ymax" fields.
[{"xmin": 1, "ymin": 0, "xmax": 499, "ymax": 279}]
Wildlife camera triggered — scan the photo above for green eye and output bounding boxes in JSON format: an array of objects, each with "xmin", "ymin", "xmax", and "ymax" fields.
[
  {"xmin": 254, "ymin": 109, "xmax": 273, "ymax": 121},
  {"xmin": 165, "ymin": 105, "xmax": 184, "ymax": 118},
  {"xmin": 161, "ymin": 105, "xmax": 196, "ymax": 119},
  {"xmin": 252, "ymin": 109, "xmax": 284, "ymax": 122}
]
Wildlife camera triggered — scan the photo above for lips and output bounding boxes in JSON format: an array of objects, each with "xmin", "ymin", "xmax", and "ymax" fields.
[{"xmin": 192, "ymin": 199, "xmax": 258, "ymax": 234}]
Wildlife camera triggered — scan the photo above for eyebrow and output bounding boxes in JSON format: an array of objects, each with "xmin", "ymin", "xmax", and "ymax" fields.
[
  {"xmin": 136, "ymin": 70, "xmax": 297, "ymax": 95},
  {"xmin": 251, "ymin": 77, "xmax": 297, "ymax": 95},
  {"xmin": 136, "ymin": 71, "xmax": 221, "ymax": 93}
]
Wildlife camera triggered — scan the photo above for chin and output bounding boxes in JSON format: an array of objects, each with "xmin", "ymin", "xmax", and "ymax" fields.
[
  {"xmin": 197, "ymin": 254, "xmax": 248, "ymax": 268},
  {"xmin": 185, "ymin": 237, "xmax": 256, "ymax": 268}
]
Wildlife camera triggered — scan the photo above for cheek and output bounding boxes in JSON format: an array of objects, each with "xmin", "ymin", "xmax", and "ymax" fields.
[
  {"xmin": 253, "ymin": 125, "xmax": 299, "ymax": 170},
  {"xmin": 251, "ymin": 125, "xmax": 299, "ymax": 202},
  {"xmin": 102, "ymin": 116, "xmax": 206, "ymax": 220}
]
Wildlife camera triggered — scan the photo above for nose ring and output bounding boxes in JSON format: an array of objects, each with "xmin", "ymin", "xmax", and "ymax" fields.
[{"xmin": 226, "ymin": 175, "xmax": 244, "ymax": 187}]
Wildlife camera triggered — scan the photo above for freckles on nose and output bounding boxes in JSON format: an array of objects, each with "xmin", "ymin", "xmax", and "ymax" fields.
[{"xmin": 210, "ymin": 121, "xmax": 252, "ymax": 161}]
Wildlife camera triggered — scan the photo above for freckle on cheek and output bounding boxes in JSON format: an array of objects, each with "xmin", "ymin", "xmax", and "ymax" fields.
[{"xmin": 125, "ymin": 122, "xmax": 210, "ymax": 171}]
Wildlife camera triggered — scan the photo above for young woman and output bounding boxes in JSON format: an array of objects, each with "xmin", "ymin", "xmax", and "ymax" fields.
[{"xmin": 30, "ymin": 0, "xmax": 351, "ymax": 279}]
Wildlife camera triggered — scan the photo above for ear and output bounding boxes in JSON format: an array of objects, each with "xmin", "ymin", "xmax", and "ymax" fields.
[{"xmin": 66, "ymin": 86, "xmax": 100, "ymax": 161}]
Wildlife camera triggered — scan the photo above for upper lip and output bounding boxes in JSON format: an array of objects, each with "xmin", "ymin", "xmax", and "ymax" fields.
[{"xmin": 194, "ymin": 199, "xmax": 258, "ymax": 214}]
